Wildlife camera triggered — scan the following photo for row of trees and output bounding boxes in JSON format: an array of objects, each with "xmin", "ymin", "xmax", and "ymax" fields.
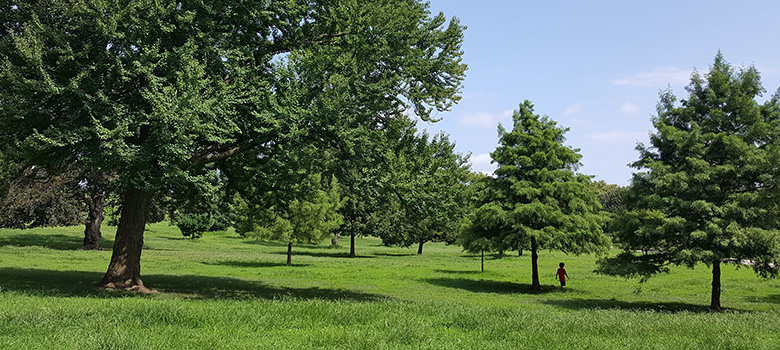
[
  {"xmin": 0, "ymin": 0, "xmax": 468, "ymax": 293},
  {"xmin": 1, "ymin": 0, "xmax": 778, "ymax": 311}
]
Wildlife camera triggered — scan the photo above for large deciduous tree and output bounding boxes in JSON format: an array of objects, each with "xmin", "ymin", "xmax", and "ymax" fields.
[
  {"xmin": 376, "ymin": 130, "xmax": 471, "ymax": 255},
  {"xmin": 596, "ymin": 53, "xmax": 780, "ymax": 312},
  {"xmin": 462, "ymin": 101, "xmax": 607, "ymax": 290},
  {"xmin": 0, "ymin": 0, "xmax": 465, "ymax": 291}
]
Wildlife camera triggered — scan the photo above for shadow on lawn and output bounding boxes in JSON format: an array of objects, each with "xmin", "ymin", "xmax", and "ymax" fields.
[
  {"xmin": 203, "ymin": 260, "xmax": 304, "ymax": 268},
  {"xmin": 0, "ymin": 267, "xmax": 387, "ymax": 302},
  {"xmin": 269, "ymin": 250, "xmax": 374, "ymax": 259},
  {"xmin": 433, "ymin": 269, "xmax": 482, "ymax": 275},
  {"xmin": 0, "ymin": 233, "xmax": 114, "ymax": 251},
  {"xmin": 424, "ymin": 277, "xmax": 558, "ymax": 294},
  {"xmin": 373, "ymin": 252, "xmax": 416, "ymax": 257},
  {"xmin": 755, "ymin": 294, "xmax": 780, "ymax": 304},
  {"xmin": 542, "ymin": 298, "xmax": 745, "ymax": 313}
]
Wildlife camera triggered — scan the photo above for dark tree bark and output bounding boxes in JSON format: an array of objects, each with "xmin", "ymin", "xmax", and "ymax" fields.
[
  {"xmin": 417, "ymin": 239, "xmax": 424, "ymax": 255},
  {"xmin": 79, "ymin": 189, "xmax": 106, "ymax": 250},
  {"xmin": 349, "ymin": 233, "xmax": 356, "ymax": 258},
  {"xmin": 97, "ymin": 188, "xmax": 153, "ymax": 292},
  {"xmin": 531, "ymin": 236, "xmax": 540, "ymax": 291},
  {"xmin": 286, "ymin": 242, "xmax": 293, "ymax": 266},
  {"xmin": 710, "ymin": 260, "xmax": 722, "ymax": 312},
  {"xmin": 518, "ymin": 248, "xmax": 523, "ymax": 256},
  {"xmin": 481, "ymin": 249, "xmax": 484, "ymax": 272},
  {"xmin": 498, "ymin": 250, "xmax": 504, "ymax": 259}
]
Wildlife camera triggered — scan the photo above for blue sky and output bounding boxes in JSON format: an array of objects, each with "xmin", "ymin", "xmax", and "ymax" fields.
[{"xmin": 422, "ymin": 0, "xmax": 780, "ymax": 185}]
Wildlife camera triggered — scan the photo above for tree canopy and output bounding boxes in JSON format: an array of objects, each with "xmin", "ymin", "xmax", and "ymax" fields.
[
  {"xmin": 461, "ymin": 101, "xmax": 607, "ymax": 289},
  {"xmin": 597, "ymin": 53, "xmax": 780, "ymax": 311},
  {"xmin": 0, "ymin": 0, "xmax": 466, "ymax": 291}
]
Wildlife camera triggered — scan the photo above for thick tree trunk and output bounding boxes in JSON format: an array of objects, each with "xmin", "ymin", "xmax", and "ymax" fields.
[
  {"xmin": 481, "ymin": 249, "xmax": 484, "ymax": 272},
  {"xmin": 97, "ymin": 188, "xmax": 153, "ymax": 292},
  {"xmin": 286, "ymin": 242, "xmax": 293, "ymax": 266},
  {"xmin": 79, "ymin": 190, "xmax": 106, "ymax": 250},
  {"xmin": 349, "ymin": 233, "xmax": 356, "ymax": 258},
  {"xmin": 531, "ymin": 236, "xmax": 540, "ymax": 291},
  {"xmin": 710, "ymin": 260, "xmax": 722, "ymax": 312},
  {"xmin": 417, "ymin": 239, "xmax": 424, "ymax": 255}
]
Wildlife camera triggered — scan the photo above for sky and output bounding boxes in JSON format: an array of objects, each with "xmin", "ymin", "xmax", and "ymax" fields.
[{"xmin": 420, "ymin": 0, "xmax": 780, "ymax": 185}]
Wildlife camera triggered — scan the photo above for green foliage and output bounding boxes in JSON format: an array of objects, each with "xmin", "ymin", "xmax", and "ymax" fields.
[
  {"xmin": 0, "ymin": 167, "xmax": 85, "ymax": 229},
  {"xmin": 174, "ymin": 213, "xmax": 213, "ymax": 239},
  {"xmin": 375, "ymin": 130, "xmax": 471, "ymax": 252},
  {"xmin": 598, "ymin": 53, "xmax": 780, "ymax": 309},
  {"xmin": 590, "ymin": 181, "xmax": 629, "ymax": 214},
  {"xmin": 237, "ymin": 174, "xmax": 344, "ymax": 246},
  {"xmin": 462, "ymin": 101, "xmax": 608, "ymax": 260}
]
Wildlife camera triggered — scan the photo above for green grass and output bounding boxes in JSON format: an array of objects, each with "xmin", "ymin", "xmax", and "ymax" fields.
[{"xmin": 1, "ymin": 224, "xmax": 779, "ymax": 349}]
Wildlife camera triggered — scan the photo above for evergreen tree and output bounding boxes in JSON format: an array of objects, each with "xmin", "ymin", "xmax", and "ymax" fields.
[
  {"xmin": 462, "ymin": 101, "xmax": 607, "ymax": 290},
  {"xmin": 597, "ymin": 53, "xmax": 780, "ymax": 311}
]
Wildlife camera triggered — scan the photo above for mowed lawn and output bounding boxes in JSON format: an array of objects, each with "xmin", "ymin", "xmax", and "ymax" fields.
[{"xmin": 1, "ymin": 224, "xmax": 779, "ymax": 349}]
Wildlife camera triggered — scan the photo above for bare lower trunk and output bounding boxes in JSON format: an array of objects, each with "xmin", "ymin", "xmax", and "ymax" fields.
[
  {"xmin": 349, "ymin": 233, "xmax": 356, "ymax": 258},
  {"xmin": 531, "ymin": 236, "xmax": 540, "ymax": 291},
  {"xmin": 498, "ymin": 250, "xmax": 504, "ymax": 259},
  {"xmin": 79, "ymin": 190, "xmax": 106, "ymax": 250},
  {"xmin": 518, "ymin": 248, "xmax": 523, "ymax": 256},
  {"xmin": 481, "ymin": 249, "xmax": 484, "ymax": 272},
  {"xmin": 286, "ymin": 242, "xmax": 293, "ymax": 266},
  {"xmin": 417, "ymin": 239, "xmax": 424, "ymax": 255},
  {"xmin": 710, "ymin": 260, "xmax": 722, "ymax": 312},
  {"xmin": 97, "ymin": 188, "xmax": 153, "ymax": 292}
]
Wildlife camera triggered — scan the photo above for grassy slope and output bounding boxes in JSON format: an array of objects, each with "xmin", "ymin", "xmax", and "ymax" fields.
[{"xmin": 0, "ymin": 224, "xmax": 778, "ymax": 349}]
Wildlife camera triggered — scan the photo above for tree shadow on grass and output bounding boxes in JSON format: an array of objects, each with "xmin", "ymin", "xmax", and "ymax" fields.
[
  {"xmin": 0, "ymin": 267, "xmax": 387, "ymax": 302},
  {"xmin": 373, "ymin": 252, "xmax": 416, "ymax": 257},
  {"xmin": 753, "ymin": 294, "xmax": 780, "ymax": 304},
  {"xmin": 542, "ymin": 298, "xmax": 746, "ymax": 313},
  {"xmin": 433, "ymin": 269, "xmax": 482, "ymax": 275},
  {"xmin": 202, "ymin": 260, "xmax": 305, "ymax": 268},
  {"xmin": 0, "ymin": 233, "xmax": 115, "ymax": 251},
  {"xmin": 268, "ymin": 250, "xmax": 374, "ymax": 259},
  {"xmin": 424, "ymin": 277, "xmax": 558, "ymax": 295}
]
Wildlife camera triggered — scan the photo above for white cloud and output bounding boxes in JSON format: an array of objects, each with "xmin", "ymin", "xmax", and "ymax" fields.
[
  {"xmin": 563, "ymin": 104, "xmax": 582, "ymax": 116},
  {"xmin": 620, "ymin": 102, "xmax": 639, "ymax": 115},
  {"xmin": 469, "ymin": 153, "xmax": 496, "ymax": 175},
  {"xmin": 611, "ymin": 67, "xmax": 692, "ymax": 87},
  {"xmin": 458, "ymin": 110, "xmax": 513, "ymax": 128},
  {"xmin": 586, "ymin": 131, "xmax": 648, "ymax": 143}
]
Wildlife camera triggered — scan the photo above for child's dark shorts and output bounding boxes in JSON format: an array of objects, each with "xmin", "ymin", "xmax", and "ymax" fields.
[{"xmin": 560, "ymin": 281, "xmax": 566, "ymax": 287}]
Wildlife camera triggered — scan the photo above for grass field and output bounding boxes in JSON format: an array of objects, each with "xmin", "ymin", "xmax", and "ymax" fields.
[{"xmin": 1, "ymin": 223, "xmax": 779, "ymax": 349}]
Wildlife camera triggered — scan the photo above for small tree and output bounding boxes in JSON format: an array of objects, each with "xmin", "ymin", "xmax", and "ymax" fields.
[
  {"xmin": 463, "ymin": 101, "xmax": 608, "ymax": 291},
  {"xmin": 377, "ymin": 131, "xmax": 470, "ymax": 254},
  {"xmin": 597, "ymin": 53, "xmax": 780, "ymax": 312},
  {"xmin": 236, "ymin": 175, "xmax": 345, "ymax": 266}
]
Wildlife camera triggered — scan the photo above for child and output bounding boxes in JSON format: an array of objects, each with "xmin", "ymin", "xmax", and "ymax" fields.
[{"xmin": 556, "ymin": 262, "xmax": 569, "ymax": 290}]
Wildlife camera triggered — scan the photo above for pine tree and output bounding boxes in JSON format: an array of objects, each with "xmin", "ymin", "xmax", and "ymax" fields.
[
  {"xmin": 597, "ymin": 53, "xmax": 780, "ymax": 311},
  {"xmin": 463, "ymin": 101, "xmax": 607, "ymax": 290}
]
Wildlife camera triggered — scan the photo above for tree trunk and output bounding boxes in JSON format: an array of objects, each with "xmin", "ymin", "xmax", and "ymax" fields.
[
  {"xmin": 518, "ymin": 248, "xmax": 523, "ymax": 256},
  {"xmin": 287, "ymin": 242, "xmax": 293, "ymax": 266},
  {"xmin": 417, "ymin": 239, "xmax": 424, "ymax": 255},
  {"xmin": 531, "ymin": 236, "xmax": 540, "ymax": 291},
  {"xmin": 710, "ymin": 260, "xmax": 722, "ymax": 312},
  {"xmin": 349, "ymin": 233, "xmax": 356, "ymax": 258},
  {"xmin": 498, "ymin": 250, "xmax": 504, "ymax": 259},
  {"xmin": 79, "ymin": 190, "xmax": 106, "ymax": 250},
  {"xmin": 97, "ymin": 188, "xmax": 153, "ymax": 292},
  {"xmin": 481, "ymin": 249, "xmax": 484, "ymax": 272}
]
